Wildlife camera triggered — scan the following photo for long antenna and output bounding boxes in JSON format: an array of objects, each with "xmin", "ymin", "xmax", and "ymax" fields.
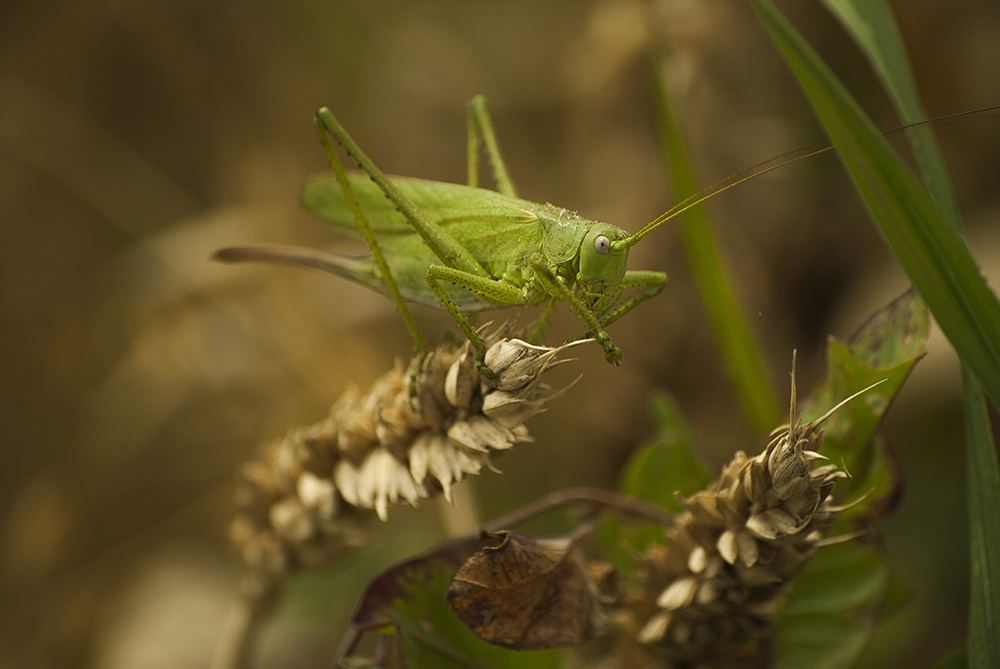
[{"xmin": 611, "ymin": 104, "xmax": 1000, "ymax": 253}]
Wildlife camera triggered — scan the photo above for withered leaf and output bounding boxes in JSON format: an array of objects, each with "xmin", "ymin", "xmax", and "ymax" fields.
[{"xmin": 446, "ymin": 530, "xmax": 611, "ymax": 650}]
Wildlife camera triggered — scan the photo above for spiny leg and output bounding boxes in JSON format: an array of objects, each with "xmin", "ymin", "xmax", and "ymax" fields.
[
  {"xmin": 598, "ymin": 270, "xmax": 668, "ymax": 328},
  {"xmin": 315, "ymin": 108, "xmax": 490, "ymax": 281},
  {"xmin": 466, "ymin": 95, "xmax": 519, "ymax": 198},
  {"xmin": 531, "ymin": 259, "xmax": 622, "ymax": 365},
  {"xmin": 313, "ymin": 115, "xmax": 429, "ymax": 358}
]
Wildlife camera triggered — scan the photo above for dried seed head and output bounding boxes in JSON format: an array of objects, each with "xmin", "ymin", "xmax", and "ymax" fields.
[
  {"xmin": 229, "ymin": 323, "xmax": 577, "ymax": 587},
  {"xmin": 484, "ymin": 338, "xmax": 569, "ymax": 391},
  {"xmin": 630, "ymin": 355, "xmax": 883, "ymax": 664}
]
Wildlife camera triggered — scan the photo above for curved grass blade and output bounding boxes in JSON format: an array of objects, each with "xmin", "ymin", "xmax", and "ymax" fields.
[
  {"xmin": 962, "ymin": 367, "xmax": 1000, "ymax": 667},
  {"xmin": 817, "ymin": 3, "xmax": 1000, "ymax": 663},
  {"xmin": 819, "ymin": 0, "xmax": 961, "ymax": 225},
  {"xmin": 749, "ymin": 0, "xmax": 1000, "ymax": 426}
]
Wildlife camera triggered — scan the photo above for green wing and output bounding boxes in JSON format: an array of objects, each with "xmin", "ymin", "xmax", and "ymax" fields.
[{"xmin": 303, "ymin": 174, "xmax": 547, "ymax": 266}]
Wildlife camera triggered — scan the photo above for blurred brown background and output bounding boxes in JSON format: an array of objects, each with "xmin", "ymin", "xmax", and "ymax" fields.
[{"xmin": 1, "ymin": 0, "xmax": 998, "ymax": 667}]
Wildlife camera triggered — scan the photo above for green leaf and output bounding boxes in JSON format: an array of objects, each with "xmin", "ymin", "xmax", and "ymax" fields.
[
  {"xmin": 771, "ymin": 290, "xmax": 925, "ymax": 666},
  {"xmin": 799, "ymin": 290, "xmax": 927, "ymax": 512},
  {"xmin": 750, "ymin": 0, "xmax": 1000, "ymax": 420},
  {"xmin": 774, "ymin": 541, "xmax": 889, "ymax": 669},
  {"xmin": 752, "ymin": 4, "xmax": 1000, "ymax": 665},
  {"xmin": 825, "ymin": 4, "xmax": 1000, "ymax": 664},
  {"xmin": 818, "ymin": 0, "xmax": 960, "ymax": 225},
  {"xmin": 601, "ymin": 394, "xmax": 711, "ymax": 571},
  {"xmin": 932, "ymin": 649, "xmax": 968, "ymax": 669}
]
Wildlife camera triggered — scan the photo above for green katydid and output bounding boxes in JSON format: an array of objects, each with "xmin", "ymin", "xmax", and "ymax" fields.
[
  {"xmin": 218, "ymin": 96, "xmax": 671, "ymax": 371},
  {"xmin": 215, "ymin": 97, "xmax": 993, "ymax": 376}
]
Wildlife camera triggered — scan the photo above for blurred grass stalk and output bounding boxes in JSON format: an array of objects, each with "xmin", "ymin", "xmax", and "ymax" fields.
[
  {"xmin": 649, "ymin": 53, "xmax": 783, "ymax": 436},
  {"xmin": 750, "ymin": 0, "xmax": 1000, "ymax": 666}
]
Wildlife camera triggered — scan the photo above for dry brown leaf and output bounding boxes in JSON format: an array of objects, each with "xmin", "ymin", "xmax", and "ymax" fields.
[{"xmin": 446, "ymin": 530, "xmax": 610, "ymax": 650}]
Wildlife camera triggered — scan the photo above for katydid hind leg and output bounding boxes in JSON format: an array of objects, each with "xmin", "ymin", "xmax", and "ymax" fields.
[
  {"xmin": 467, "ymin": 95, "xmax": 519, "ymax": 198},
  {"xmin": 313, "ymin": 113, "xmax": 429, "ymax": 357},
  {"xmin": 314, "ymin": 108, "xmax": 490, "ymax": 282}
]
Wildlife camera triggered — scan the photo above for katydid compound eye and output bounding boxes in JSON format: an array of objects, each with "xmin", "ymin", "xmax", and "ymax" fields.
[{"xmin": 594, "ymin": 235, "xmax": 610, "ymax": 255}]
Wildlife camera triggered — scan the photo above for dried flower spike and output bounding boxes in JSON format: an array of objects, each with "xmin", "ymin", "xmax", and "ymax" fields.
[
  {"xmin": 229, "ymin": 323, "xmax": 579, "ymax": 590},
  {"xmin": 632, "ymin": 353, "xmax": 882, "ymax": 664}
]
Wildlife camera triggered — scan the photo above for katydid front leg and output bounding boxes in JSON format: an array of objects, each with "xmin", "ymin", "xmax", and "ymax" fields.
[
  {"xmin": 564, "ymin": 270, "xmax": 668, "ymax": 351},
  {"xmin": 530, "ymin": 259, "xmax": 623, "ymax": 365}
]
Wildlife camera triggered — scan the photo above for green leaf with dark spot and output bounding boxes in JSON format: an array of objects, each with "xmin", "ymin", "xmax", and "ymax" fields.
[
  {"xmin": 799, "ymin": 290, "xmax": 927, "ymax": 512},
  {"xmin": 848, "ymin": 287, "xmax": 928, "ymax": 369}
]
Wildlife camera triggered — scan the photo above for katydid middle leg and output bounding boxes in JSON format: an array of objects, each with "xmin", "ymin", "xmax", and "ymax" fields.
[{"xmin": 424, "ymin": 264, "xmax": 527, "ymax": 381}]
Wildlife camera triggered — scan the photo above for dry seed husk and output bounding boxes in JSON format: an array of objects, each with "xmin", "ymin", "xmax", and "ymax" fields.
[
  {"xmin": 229, "ymin": 323, "xmax": 577, "ymax": 595},
  {"xmin": 630, "ymin": 375, "xmax": 869, "ymax": 667}
]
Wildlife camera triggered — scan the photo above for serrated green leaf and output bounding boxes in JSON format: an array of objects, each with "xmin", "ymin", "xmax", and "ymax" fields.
[
  {"xmin": 798, "ymin": 290, "xmax": 926, "ymax": 512},
  {"xmin": 847, "ymin": 288, "xmax": 928, "ymax": 369},
  {"xmin": 774, "ymin": 542, "xmax": 889, "ymax": 669}
]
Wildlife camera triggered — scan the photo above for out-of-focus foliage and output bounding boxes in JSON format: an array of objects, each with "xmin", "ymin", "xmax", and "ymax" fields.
[{"xmin": 1, "ymin": 0, "xmax": 997, "ymax": 667}]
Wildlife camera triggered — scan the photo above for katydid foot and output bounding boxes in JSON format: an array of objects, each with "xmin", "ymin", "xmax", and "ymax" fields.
[
  {"xmin": 473, "ymin": 351, "xmax": 499, "ymax": 388},
  {"xmin": 567, "ymin": 329, "xmax": 622, "ymax": 365}
]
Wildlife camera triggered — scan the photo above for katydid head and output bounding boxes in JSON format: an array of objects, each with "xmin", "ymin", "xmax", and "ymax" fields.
[{"xmin": 579, "ymin": 223, "xmax": 629, "ymax": 309}]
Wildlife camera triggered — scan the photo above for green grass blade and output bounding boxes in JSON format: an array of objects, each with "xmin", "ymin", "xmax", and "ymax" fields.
[
  {"xmin": 749, "ymin": 0, "xmax": 1000, "ymax": 414},
  {"xmin": 962, "ymin": 366, "xmax": 1000, "ymax": 667},
  {"xmin": 819, "ymin": 0, "xmax": 961, "ymax": 225},
  {"xmin": 821, "ymin": 6, "xmax": 1000, "ymax": 664},
  {"xmin": 650, "ymin": 55, "xmax": 782, "ymax": 435}
]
